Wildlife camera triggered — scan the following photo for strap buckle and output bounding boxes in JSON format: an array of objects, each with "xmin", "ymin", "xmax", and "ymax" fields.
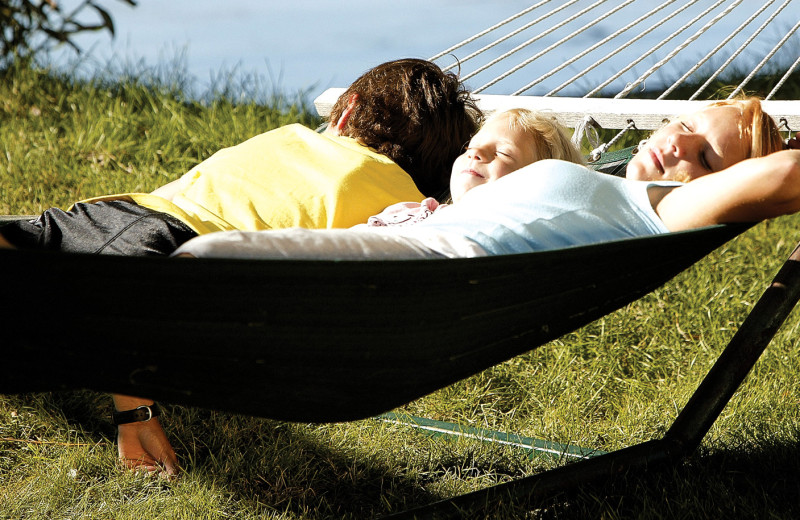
[{"xmin": 112, "ymin": 403, "xmax": 161, "ymax": 425}]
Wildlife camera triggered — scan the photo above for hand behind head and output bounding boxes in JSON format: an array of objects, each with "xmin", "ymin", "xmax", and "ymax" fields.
[{"xmin": 787, "ymin": 131, "xmax": 800, "ymax": 150}]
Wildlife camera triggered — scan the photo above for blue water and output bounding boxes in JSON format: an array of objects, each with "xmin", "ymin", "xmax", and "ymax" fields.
[
  {"xmin": 57, "ymin": 0, "xmax": 518, "ymax": 101},
  {"xmin": 54, "ymin": 0, "xmax": 799, "ymax": 106}
]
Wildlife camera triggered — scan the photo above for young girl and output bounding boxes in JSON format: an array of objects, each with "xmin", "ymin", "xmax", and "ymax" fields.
[{"xmin": 360, "ymin": 108, "xmax": 585, "ymax": 228}]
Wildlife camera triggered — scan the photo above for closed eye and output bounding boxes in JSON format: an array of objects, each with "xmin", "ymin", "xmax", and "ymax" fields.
[
  {"xmin": 682, "ymin": 122, "xmax": 713, "ymax": 171},
  {"xmin": 700, "ymin": 151, "xmax": 712, "ymax": 171},
  {"xmin": 496, "ymin": 146, "xmax": 519, "ymax": 160}
]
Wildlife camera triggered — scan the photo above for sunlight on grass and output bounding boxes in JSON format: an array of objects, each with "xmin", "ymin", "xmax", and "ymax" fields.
[{"xmin": 2, "ymin": 60, "xmax": 800, "ymax": 518}]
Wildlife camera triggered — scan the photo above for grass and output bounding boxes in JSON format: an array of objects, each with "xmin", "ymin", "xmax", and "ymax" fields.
[
  {"xmin": 0, "ymin": 58, "xmax": 320, "ymax": 214},
  {"xmin": 2, "ymin": 60, "xmax": 800, "ymax": 519}
]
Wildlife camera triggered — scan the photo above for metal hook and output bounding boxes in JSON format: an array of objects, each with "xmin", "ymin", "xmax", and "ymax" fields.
[{"xmin": 778, "ymin": 118, "xmax": 794, "ymax": 147}]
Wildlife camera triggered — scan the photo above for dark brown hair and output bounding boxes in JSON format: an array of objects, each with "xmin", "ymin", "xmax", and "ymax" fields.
[{"xmin": 329, "ymin": 58, "xmax": 482, "ymax": 198}]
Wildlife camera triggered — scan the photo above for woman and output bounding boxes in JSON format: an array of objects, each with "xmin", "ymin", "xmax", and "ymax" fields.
[
  {"xmin": 625, "ymin": 98, "xmax": 799, "ymax": 232},
  {"xmin": 627, "ymin": 98, "xmax": 784, "ymax": 183}
]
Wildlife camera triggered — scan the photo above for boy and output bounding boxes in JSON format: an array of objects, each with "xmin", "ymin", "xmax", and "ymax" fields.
[{"xmin": 0, "ymin": 58, "xmax": 481, "ymax": 254}]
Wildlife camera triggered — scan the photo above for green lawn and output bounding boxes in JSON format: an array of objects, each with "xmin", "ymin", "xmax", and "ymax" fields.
[{"xmin": 2, "ymin": 62, "xmax": 800, "ymax": 519}]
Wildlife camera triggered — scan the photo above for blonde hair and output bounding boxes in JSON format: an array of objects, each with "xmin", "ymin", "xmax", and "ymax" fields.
[
  {"xmin": 491, "ymin": 108, "xmax": 586, "ymax": 166},
  {"xmin": 705, "ymin": 97, "xmax": 783, "ymax": 159}
]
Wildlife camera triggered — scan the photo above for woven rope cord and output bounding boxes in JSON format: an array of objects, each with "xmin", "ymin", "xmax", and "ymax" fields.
[
  {"xmin": 515, "ymin": 0, "xmax": 677, "ymax": 96},
  {"xmin": 482, "ymin": 0, "xmax": 640, "ymax": 94},
  {"xmin": 614, "ymin": 0, "xmax": 744, "ymax": 99},
  {"xmin": 469, "ymin": 0, "xmax": 610, "ymax": 90},
  {"xmin": 585, "ymin": 0, "xmax": 729, "ymax": 98},
  {"xmin": 729, "ymin": 17, "xmax": 800, "ymax": 98},
  {"xmin": 767, "ymin": 53, "xmax": 800, "ymax": 100},
  {"xmin": 429, "ymin": 1, "xmax": 550, "ymax": 66},
  {"xmin": 545, "ymin": 0, "xmax": 700, "ymax": 97},
  {"xmin": 477, "ymin": 0, "xmax": 638, "ymax": 92},
  {"xmin": 430, "ymin": 0, "xmax": 796, "ymax": 101},
  {"xmin": 690, "ymin": 0, "xmax": 793, "ymax": 100},
  {"xmin": 659, "ymin": 0, "xmax": 779, "ymax": 100},
  {"xmin": 438, "ymin": 0, "xmax": 572, "ymax": 75}
]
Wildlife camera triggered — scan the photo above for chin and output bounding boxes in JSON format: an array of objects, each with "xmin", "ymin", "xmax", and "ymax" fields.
[
  {"xmin": 626, "ymin": 160, "xmax": 663, "ymax": 181},
  {"xmin": 624, "ymin": 162, "xmax": 644, "ymax": 180}
]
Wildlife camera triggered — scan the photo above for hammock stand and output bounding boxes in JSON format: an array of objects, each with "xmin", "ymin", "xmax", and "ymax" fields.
[
  {"xmin": 3, "ymin": 1, "xmax": 800, "ymax": 517},
  {"xmin": 385, "ymin": 242, "xmax": 800, "ymax": 519}
]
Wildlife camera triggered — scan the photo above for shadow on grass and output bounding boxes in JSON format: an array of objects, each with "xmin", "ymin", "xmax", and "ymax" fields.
[
  {"xmin": 519, "ymin": 437, "xmax": 800, "ymax": 520},
  {"xmin": 175, "ymin": 407, "xmax": 447, "ymax": 518},
  {"xmin": 9, "ymin": 390, "xmax": 800, "ymax": 519},
  {"xmin": 6, "ymin": 390, "xmax": 443, "ymax": 518}
]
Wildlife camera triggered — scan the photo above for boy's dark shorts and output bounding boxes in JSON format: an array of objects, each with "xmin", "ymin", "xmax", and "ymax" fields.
[{"xmin": 0, "ymin": 200, "xmax": 198, "ymax": 256}]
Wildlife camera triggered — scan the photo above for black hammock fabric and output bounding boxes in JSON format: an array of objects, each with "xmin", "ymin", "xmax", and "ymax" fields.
[{"xmin": 1, "ymin": 222, "xmax": 748, "ymax": 422}]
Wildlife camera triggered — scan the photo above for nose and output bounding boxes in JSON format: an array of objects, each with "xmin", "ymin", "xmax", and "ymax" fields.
[
  {"xmin": 667, "ymin": 131, "xmax": 699, "ymax": 159},
  {"xmin": 467, "ymin": 146, "xmax": 488, "ymax": 162}
]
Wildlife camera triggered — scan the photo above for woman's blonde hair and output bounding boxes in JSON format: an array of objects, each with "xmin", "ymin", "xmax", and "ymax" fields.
[
  {"xmin": 706, "ymin": 97, "xmax": 783, "ymax": 159},
  {"xmin": 491, "ymin": 108, "xmax": 586, "ymax": 166}
]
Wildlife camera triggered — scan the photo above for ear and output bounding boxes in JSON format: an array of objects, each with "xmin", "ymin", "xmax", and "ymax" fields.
[{"xmin": 333, "ymin": 93, "xmax": 359, "ymax": 134}]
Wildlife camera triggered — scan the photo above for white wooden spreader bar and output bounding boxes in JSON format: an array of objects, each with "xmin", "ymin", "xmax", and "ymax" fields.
[{"xmin": 314, "ymin": 88, "xmax": 800, "ymax": 131}]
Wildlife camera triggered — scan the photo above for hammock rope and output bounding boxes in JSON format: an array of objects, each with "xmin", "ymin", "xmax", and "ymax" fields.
[
  {"xmin": 316, "ymin": 2, "xmax": 799, "ymax": 134},
  {"xmin": 517, "ymin": 0, "xmax": 679, "ymax": 97},
  {"xmin": 768, "ymin": 53, "xmax": 800, "ymax": 100},
  {"xmin": 589, "ymin": 120, "xmax": 637, "ymax": 161},
  {"xmin": 688, "ymin": 0, "xmax": 790, "ymax": 100},
  {"xmin": 570, "ymin": 115, "xmax": 602, "ymax": 149},
  {"xmin": 439, "ymin": 0, "xmax": 574, "ymax": 75},
  {"xmin": 544, "ymin": 0, "xmax": 700, "ymax": 97},
  {"xmin": 587, "ymin": 0, "xmax": 732, "ymax": 98},
  {"xmin": 668, "ymin": 0, "xmax": 785, "ymax": 100},
  {"xmin": 423, "ymin": 0, "xmax": 799, "ymax": 102},
  {"xmin": 729, "ymin": 17, "xmax": 800, "ymax": 98},
  {"xmin": 615, "ymin": 0, "xmax": 745, "ymax": 99},
  {"xmin": 463, "ymin": 0, "xmax": 614, "ymax": 89},
  {"xmin": 429, "ymin": 1, "xmax": 550, "ymax": 65}
]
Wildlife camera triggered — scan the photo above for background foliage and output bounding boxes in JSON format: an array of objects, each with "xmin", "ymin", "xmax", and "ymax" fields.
[{"xmin": 0, "ymin": 0, "xmax": 135, "ymax": 68}]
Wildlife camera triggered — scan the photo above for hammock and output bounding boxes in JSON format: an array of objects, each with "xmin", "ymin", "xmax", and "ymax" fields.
[
  {"xmin": 0, "ymin": 223, "xmax": 746, "ymax": 421},
  {"xmin": 3, "ymin": 1, "xmax": 800, "ymax": 516}
]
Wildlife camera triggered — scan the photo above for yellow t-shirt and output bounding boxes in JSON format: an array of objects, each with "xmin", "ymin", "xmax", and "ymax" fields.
[{"xmin": 84, "ymin": 124, "xmax": 425, "ymax": 235}]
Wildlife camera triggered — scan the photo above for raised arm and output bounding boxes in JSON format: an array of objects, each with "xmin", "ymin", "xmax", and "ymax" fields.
[{"xmin": 653, "ymin": 149, "xmax": 800, "ymax": 232}]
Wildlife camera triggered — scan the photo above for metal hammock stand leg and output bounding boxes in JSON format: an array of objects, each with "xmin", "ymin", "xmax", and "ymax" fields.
[{"xmin": 381, "ymin": 241, "xmax": 800, "ymax": 519}]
